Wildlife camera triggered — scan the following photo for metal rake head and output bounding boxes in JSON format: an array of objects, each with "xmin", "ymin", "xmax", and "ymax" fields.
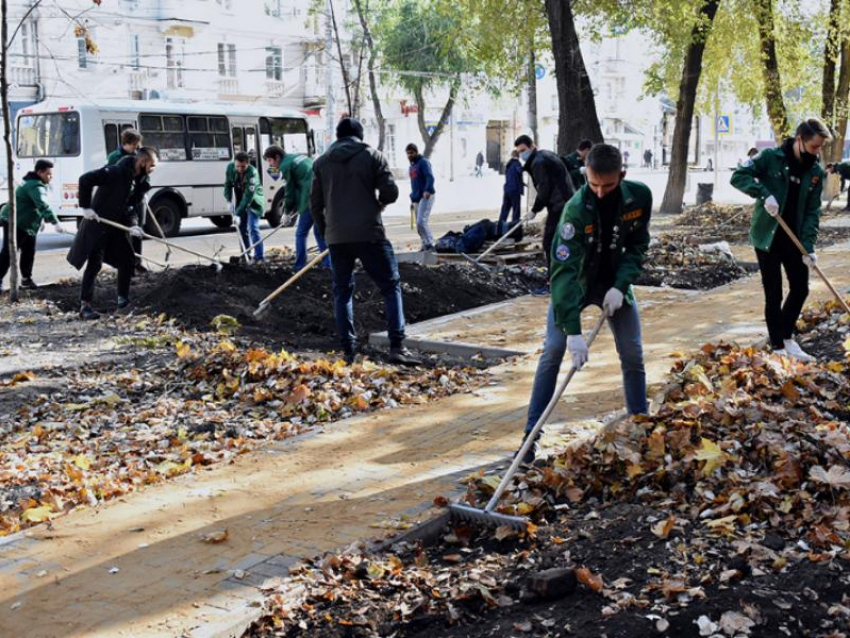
[{"xmin": 448, "ymin": 503, "xmax": 529, "ymax": 531}]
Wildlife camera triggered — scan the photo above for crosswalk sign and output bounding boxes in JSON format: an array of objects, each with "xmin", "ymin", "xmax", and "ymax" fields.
[{"xmin": 715, "ymin": 115, "xmax": 730, "ymax": 135}]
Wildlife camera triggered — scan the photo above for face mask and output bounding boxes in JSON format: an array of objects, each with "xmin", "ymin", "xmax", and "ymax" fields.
[
  {"xmin": 797, "ymin": 139, "xmax": 817, "ymax": 169},
  {"xmin": 520, "ymin": 151, "xmax": 531, "ymax": 162}
]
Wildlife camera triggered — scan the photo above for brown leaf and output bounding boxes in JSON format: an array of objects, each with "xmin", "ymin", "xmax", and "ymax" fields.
[
  {"xmin": 575, "ymin": 566, "xmax": 603, "ymax": 593},
  {"xmin": 200, "ymin": 529, "xmax": 229, "ymax": 544}
]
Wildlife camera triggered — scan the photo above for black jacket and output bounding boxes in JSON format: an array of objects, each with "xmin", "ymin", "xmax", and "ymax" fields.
[
  {"xmin": 524, "ymin": 149, "xmax": 575, "ymax": 215},
  {"xmin": 311, "ymin": 137, "xmax": 399, "ymax": 245}
]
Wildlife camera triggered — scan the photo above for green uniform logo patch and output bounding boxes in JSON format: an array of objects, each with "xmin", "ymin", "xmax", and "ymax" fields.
[{"xmin": 555, "ymin": 244, "xmax": 570, "ymax": 262}]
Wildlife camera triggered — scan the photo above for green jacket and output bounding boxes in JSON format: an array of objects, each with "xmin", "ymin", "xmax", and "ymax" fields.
[
  {"xmin": 106, "ymin": 148, "xmax": 132, "ymax": 166},
  {"xmin": 730, "ymin": 144, "xmax": 824, "ymax": 253},
  {"xmin": 0, "ymin": 173, "xmax": 59, "ymax": 236},
  {"xmin": 280, "ymin": 154, "xmax": 313, "ymax": 214},
  {"xmin": 834, "ymin": 161, "xmax": 850, "ymax": 180},
  {"xmin": 561, "ymin": 151, "xmax": 585, "ymax": 188},
  {"xmin": 224, "ymin": 163, "xmax": 264, "ymax": 217},
  {"xmin": 551, "ymin": 181, "xmax": 652, "ymax": 335}
]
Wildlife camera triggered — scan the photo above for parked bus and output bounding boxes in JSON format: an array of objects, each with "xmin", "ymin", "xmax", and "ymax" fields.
[{"xmin": 15, "ymin": 99, "xmax": 315, "ymax": 236}]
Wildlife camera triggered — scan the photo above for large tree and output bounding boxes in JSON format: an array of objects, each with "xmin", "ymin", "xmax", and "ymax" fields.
[{"xmin": 754, "ymin": 0, "xmax": 789, "ymax": 143}]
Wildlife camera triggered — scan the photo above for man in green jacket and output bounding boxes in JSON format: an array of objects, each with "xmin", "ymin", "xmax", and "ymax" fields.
[
  {"xmin": 731, "ymin": 118, "xmax": 830, "ymax": 362},
  {"xmin": 224, "ymin": 151, "xmax": 265, "ymax": 262},
  {"xmin": 264, "ymin": 145, "xmax": 329, "ymax": 270},
  {"xmin": 519, "ymin": 144, "xmax": 650, "ymax": 464},
  {"xmin": 0, "ymin": 159, "xmax": 63, "ymax": 290},
  {"xmin": 828, "ymin": 159, "xmax": 850, "ymax": 211},
  {"xmin": 561, "ymin": 139, "xmax": 593, "ymax": 188},
  {"xmin": 106, "ymin": 128, "xmax": 148, "ymax": 273}
]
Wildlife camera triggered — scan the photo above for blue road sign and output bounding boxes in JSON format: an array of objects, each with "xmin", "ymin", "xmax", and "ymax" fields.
[
  {"xmin": 715, "ymin": 115, "xmax": 730, "ymax": 135},
  {"xmin": 535, "ymin": 65, "xmax": 546, "ymax": 80}
]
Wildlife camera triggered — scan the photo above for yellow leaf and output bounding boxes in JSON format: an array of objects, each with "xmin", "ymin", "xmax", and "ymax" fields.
[
  {"xmin": 705, "ymin": 515, "xmax": 738, "ymax": 534},
  {"xmin": 693, "ymin": 437, "xmax": 728, "ymax": 476},
  {"xmin": 366, "ymin": 563, "xmax": 385, "ymax": 580},
  {"xmin": 21, "ymin": 505, "xmax": 54, "ymax": 523},
  {"xmin": 175, "ymin": 341, "xmax": 193, "ymax": 359},
  {"xmin": 73, "ymin": 455, "xmax": 91, "ymax": 470},
  {"xmin": 626, "ymin": 463, "xmax": 643, "ymax": 479},
  {"xmin": 827, "ymin": 361, "xmax": 846, "ymax": 373}
]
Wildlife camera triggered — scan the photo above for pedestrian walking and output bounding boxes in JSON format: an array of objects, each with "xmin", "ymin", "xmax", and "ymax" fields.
[
  {"xmin": 643, "ymin": 149, "xmax": 652, "ymax": 168},
  {"xmin": 225, "ymin": 151, "xmax": 265, "ymax": 263},
  {"xmin": 513, "ymin": 134, "xmax": 575, "ymax": 291},
  {"xmin": 67, "ymin": 149, "xmax": 157, "ymax": 320},
  {"xmin": 731, "ymin": 118, "xmax": 830, "ymax": 361},
  {"xmin": 406, "ymin": 143, "xmax": 436, "ymax": 251},
  {"xmin": 828, "ymin": 159, "xmax": 850, "ymax": 210},
  {"xmin": 0, "ymin": 160, "xmax": 63, "ymax": 291},
  {"xmin": 106, "ymin": 128, "xmax": 148, "ymax": 274},
  {"xmin": 561, "ymin": 139, "xmax": 592, "ymax": 188},
  {"xmin": 499, "ymin": 150, "xmax": 524, "ymax": 225},
  {"xmin": 475, "ymin": 151, "xmax": 485, "ymax": 178},
  {"xmin": 264, "ymin": 145, "xmax": 330, "ymax": 270},
  {"xmin": 623, "ymin": 150, "xmax": 630, "ymax": 168},
  {"xmin": 519, "ymin": 144, "xmax": 651, "ymax": 463},
  {"xmin": 311, "ymin": 117, "xmax": 420, "ymax": 366}
]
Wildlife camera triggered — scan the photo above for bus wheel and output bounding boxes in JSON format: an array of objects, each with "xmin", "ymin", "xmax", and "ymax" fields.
[
  {"xmin": 209, "ymin": 215, "xmax": 233, "ymax": 229},
  {"xmin": 266, "ymin": 190, "xmax": 285, "ymax": 227},
  {"xmin": 147, "ymin": 199, "xmax": 182, "ymax": 237}
]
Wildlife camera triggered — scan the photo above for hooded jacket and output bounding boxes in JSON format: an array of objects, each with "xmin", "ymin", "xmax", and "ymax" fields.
[
  {"xmin": 310, "ymin": 137, "xmax": 399, "ymax": 245},
  {"xmin": 408, "ymin": 155, "xmax": 435, "ymax": 203},
  {"xmin": 0, "ymin": 172, "xmax": 58, "ymax": 236}
]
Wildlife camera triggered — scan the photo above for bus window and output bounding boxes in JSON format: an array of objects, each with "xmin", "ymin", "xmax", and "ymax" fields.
[
  {"xmin": 188, "ymin": 115, "xmax": 231, "ymax": 161},
  {"xmin": 259, "ymin": 117, "xmax": 309, "ymax": 155},
  {"xmin": 104, "ymin": 123, "xmax": 119, "ymax": 154},
  {"xmin": 232, "ymin": 126, "xmax": 244, "ymax": 154},
  {"xmin": 140, "ymin": 114, "xmax": 187, "ymax": 161},
  {"xmin": 17, "ymin": 112, "xmax": 81, "ymax": 157}
]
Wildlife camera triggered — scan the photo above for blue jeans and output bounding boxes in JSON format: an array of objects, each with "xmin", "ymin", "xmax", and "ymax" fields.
[
  {"xmin": 239, "ymin": 212, "xmax": 263, "ymax": 260},
  {"xmin": 524, "ymin": 300, "xmax": 647, "ymax": 433},
  {"xmin": 329, "ymin": 240, "xmax": 406, "ymax": 352},
  {"xmin": 499, "ymin": 192, "xmax": 521, "ymax": 225},
  {"xmin": 294, "ymin": 209, "xmax": 329, "ymax": 270}
]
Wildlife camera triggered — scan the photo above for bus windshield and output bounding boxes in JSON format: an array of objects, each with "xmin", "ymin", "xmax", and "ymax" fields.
[
  {"xmin": 17, "ymin": 112, "xmax": 81, "ymax": 157},
  {"xmin": 261, "ymin": 117, "xmax": 309, "ymax": 155}
]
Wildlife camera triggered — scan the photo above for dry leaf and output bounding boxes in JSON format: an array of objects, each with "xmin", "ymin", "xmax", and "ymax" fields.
[
  {"xmin": 575, "ymin": 566, "xmax": 603, "ymax": 593},
  {"xmin": 200, "ymin": 529, "xmax": 229, "ymax": 544}
]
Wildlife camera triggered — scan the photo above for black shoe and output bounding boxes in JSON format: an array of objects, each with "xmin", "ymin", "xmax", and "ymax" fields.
[
  {"xmin": 389, "ymin": 346, "xmax": 422, "ymax": 366},
  {"xmin": 515, "ymin": 430, "xmax": 541, "ymax": 465},
  {"xmin": 20, "ymin": 278, "xmax": 38, "ymax": 290},
  {"xmin": 117, "ymin": 296, "xmax": 131, "ymax": 310},
  {"xmin": 343, "ymin": 349, "xmax": 356, "ymax": 365},
  {"xmin": 79, "ymin": 304, "xmax": 100, "ymax": 320},
  {"xmin": 135, "ymin": 263, "xmax": 149, "ymax": 275}
]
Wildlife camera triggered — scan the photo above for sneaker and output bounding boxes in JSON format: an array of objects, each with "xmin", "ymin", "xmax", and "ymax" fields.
[
  {"xmin": 117, "ymin": 296, "xmax": 131, "ymax": 310},
  {"xmin": 783, "ymin": 339, "xmax": 814, "ymax": 362},
  {"xmin": 389, "ymin": 346, "xmax": 422, "ymax": 366},
  {"xmin": 20, "ymin": 278, "xmax": 38, "ymax": 290},
  {"xmin": 79, "ymin": 304, "xmax": 100, "ymax": 320},
  {"xmin": 531, "ymin": 285, "xmax": 550, "ymax": 297}
]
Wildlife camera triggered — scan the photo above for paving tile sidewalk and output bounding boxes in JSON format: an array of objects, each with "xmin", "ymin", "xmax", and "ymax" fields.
[{"xmin": 3, "ymin": 244, "xmax": 850, "ymax": 638}]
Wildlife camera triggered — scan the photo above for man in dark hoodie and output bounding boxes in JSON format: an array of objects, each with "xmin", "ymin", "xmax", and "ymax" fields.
[
  {"xmin": 311, "ymin": 118, "xmax": 420, "ymax": 366},
  {"xmin": 499, "ymin": 150, "xmax": 524, "ymax": 225},
  {"xmin": 406, "ymin": 143, "xmax": 436, "ymax": 251},
  {"xmin": 106, "ymin": 128, "xmax": 148, "ymax": 274}
]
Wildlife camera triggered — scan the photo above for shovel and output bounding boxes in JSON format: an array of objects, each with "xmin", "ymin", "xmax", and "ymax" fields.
[
  {"xmin": 449, "ymin": 311, "xmax": 607, "ymax": 530},
  {"xmin": 254, "ymin": 248, "xmax": 330, "ymax": 318},
  {"xmin": 145, "ymin": 202, "xmax": 171, "ymax": 262},
  {"xmin": 461, "ymin": 216, "xmax": 529, "ymax": 273},
  {"xmin": 774, "ymin": 214, "xmax": 850, "ymax": 317},
  {"xmin": 235, "ymin": 222, "xmax": 287, "ymax": 261},
  {"xmin": 94, "ymin": 216, "xmax": 222, "ymax": 272}
]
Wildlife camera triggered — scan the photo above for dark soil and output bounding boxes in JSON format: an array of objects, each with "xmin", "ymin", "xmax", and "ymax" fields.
[{"xmin": 637, "ymin": 260, "xmax": 757, "ymax": 289}]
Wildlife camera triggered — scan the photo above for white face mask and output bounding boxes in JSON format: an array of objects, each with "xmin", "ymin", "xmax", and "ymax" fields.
[{"xmin": 520, "ymin": 150, "xmax": 531, "ymax": 162}]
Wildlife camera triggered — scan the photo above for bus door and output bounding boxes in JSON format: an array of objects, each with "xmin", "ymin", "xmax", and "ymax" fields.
[
  {"xmin": 102, "ymin": 119, "xmax": 137, "ymax": 158},
  {"xmin": 231, "ymin": 124, "xmax": 262, "ymax": 184}
]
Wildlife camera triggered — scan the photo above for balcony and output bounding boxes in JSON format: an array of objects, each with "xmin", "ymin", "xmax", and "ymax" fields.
[
  {"xmin": 218, "ymin": 77, "xmax": 239, "ymax": 96},
  {"xmin": 10, "ymin": 66, "xmax": 37, "ymax": 86}
]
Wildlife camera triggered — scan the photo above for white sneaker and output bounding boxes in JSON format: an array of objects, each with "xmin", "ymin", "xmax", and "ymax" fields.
[
  {"xmin": 772, "ymin": 348, "xmax": 788, "ymax": 358},
  {"xmin": 783, "ymin": 339, "xmax": 814, "ymax": 362}
]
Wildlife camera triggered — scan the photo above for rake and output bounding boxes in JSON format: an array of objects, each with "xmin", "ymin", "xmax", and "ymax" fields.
[
  {"xmin": 461, "ymin": 216, "xmax": 529, "ymax": 274},
  {"xmin": 449, "ymin": 311, "xmax": 607, "ymax": 530},
  {"xmin": 145, "ymin": 201, "xmax": 172, "ymax": 262},
  {"xmin": 235, "ymin": 221, "xmax": 288, "ymax": 261},
  {"xmin": 253, "ymin": 248, "xmax": 330, "ymax": 318}
]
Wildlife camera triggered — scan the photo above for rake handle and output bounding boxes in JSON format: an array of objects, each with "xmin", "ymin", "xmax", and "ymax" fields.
[
  {"xmin": 774, "ymin": 214, "xmax": 850, "ymax": 317},
  {"xmin": 475, "ymin": 216, "xmax": 529, "ymax": 263},
  {"xmin": 255, "ymin": 248, "xmax": 330, "ymax": 310},
  {"xmin": 237, "ymin": 222, "xmax": 286, "ymax": 260},
  {"xmin": 145, "ymin": 203, "xmax": 171, "ymax": 258},
  {"xmin": 96, "ymin": 216, "xmax": 219, "ymax": 265},
  {"xmin": 484, "ymin": 311, "xmax": 607, "ymax": 513}
]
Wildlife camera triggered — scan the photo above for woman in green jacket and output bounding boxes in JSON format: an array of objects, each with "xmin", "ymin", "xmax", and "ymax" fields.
[
  {"xmin": 730, "ymin": 118, "xmax": 830, "ymax": 361},
  {"xmin": 0, "ymin": 159, "xmax": 62, "ymax": 290}
]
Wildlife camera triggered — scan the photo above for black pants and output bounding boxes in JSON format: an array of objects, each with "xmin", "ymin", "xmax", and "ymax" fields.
[
  {"xmin": 0, "ymin": 221, "xmax": 37, "ymax": 281},
  {"xmin": 499, "ymin": 192, "xmax": 521, "ymax": 225},
  {"xmin": 755, "ymin": 232, "xmax": 809, "ymax": 349},
  {"xmin": 81, "ymin": 227, "xmax": 133, "ymax": 304}
]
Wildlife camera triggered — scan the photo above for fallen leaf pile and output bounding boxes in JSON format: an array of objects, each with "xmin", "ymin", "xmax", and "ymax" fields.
[
  {"xmin": 637, "ymin": 235, "xmax": 750, "ymax": 290},
  {"xmin": 675, "ymin": 202, "xmax": 753, "ymax": 232},
  {"xmin": 0, "ymin": 327, "xmax": 484, "ymax": 536}
]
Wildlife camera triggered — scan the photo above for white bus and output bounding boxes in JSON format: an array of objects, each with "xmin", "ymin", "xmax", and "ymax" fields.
[{"xmin": 15, "ymin": 99, "xmax": 315, "ymax": 236}]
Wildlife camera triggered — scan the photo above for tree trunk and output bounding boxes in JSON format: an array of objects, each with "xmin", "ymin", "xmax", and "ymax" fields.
[
  {"xmin": 414, "ymin": 80, "xmax": 458, "ymax": 159},
  {"xmin": 660, "ymin": 0, "xmax": 721, "ymax": 215},
  {"xmin": 328, "ymin": 0, "xmax": 353, "ymax": 116},
  {"xmin": 544, "ymin": 0, "xmax": 603, "ymax": 153},
  {"xmin": 754, "ymin": 0, "xmax": 788, "ymax": 143},
  {"xmin": 352, "ymin": 0, "xmax": 385, "ymax": 150},
  {"xmin": 833, "ymin": 36, "xmax": 850, "ymax": 163},
  {"xmin": 1, "ymin": 0, "xmax": 18, "ymax": 302},
  {"xmin": 821, "ymin": 0, "xmax": 841, "ymax": 159},
  {"xmin": 527, "ymin": 47, "xmax": 539, "ymax": 143}
]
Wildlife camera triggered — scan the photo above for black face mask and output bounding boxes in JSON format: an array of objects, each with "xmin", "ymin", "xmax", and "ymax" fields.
[{"xmin": 797, "ymin": 139, "xmax": 818, "ymax": 170}]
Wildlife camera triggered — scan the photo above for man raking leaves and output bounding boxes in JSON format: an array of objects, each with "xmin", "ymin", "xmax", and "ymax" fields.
[{"xmin": 731, "ymin": 118, "xmax": 831, "ymax": 362}]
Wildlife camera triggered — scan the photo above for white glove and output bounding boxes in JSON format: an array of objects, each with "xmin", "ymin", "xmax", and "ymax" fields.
[
  {"xmin": 129, "ymin": 225, "xmax": 144, "ymax": 238},
  {"xmin": 567, "ymin": 335, "xmax": 588, "ymax": 370},
  {"xmin": 52, "ymin": 223, "xmax": 65, "ymax": 235},
  {"xmin": 228, "ymin": 203, "xmax": 235, "ymax": 216},
  {"xmin": 579, "ymin": 166, "xmax": 587, "ymax": 176},
  {"xmin": 764, "ymin": 195, "xmax": 779, "ymax": 217},
  {"xmin": 82, "ymin": 208, "xmax": 97, "ymax": 220},
  {"xmin": 802, "ymin": 253, "xmax": 817, "ymax": 268},
  {"xmin": 602, "ymin": 287, "xmax": 624, "ymax": 317}
]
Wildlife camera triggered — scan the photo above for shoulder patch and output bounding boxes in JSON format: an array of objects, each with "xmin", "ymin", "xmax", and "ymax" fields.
[
  {"xmin": 622, "ymin": 209, "xmax": 643, "ymax": 222},
  {"xmin": 560, "ymin": 222, "xmax": 575, "ymax": 241},
  {"xmin": 812, "ymin": 176, "xmax": 821, "ymax": 185},
  {"xmin": 555, "ymin": 244, "xmax": 570, "ymax": 262},
  {"xmin": 584, "ymin": 224, "xmax": 594, "ymax": 234}
]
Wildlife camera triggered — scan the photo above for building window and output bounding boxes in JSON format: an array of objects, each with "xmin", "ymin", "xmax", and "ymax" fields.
[
  {"xmin": 218, "ymin": 43, "xmax": 236, "ymax": 77},
  {"xmin": 130, "ymin": 35, "xmax": 140, "ymax": 70},
  {"xmin": 386, "ymin": 124, "xmax": 397, "ymax": 166},
  {"xmin": 265, "ymin": 47, "xmax": 282, "ymax": 81},
  {"xmin": 77, "ymin": 34, "xmax": 88, "ymax": 69},
  {"xmin": 166, "ymin": 38, "xmax": 185, "ymax": 89}
]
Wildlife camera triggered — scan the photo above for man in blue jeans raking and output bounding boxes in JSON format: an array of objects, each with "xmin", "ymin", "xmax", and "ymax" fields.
[
  {"xmin": 520, "ymin": 143, "xmax": 650, "ymax": 464},
  {"xmin": 224, "ymin": 151, "xmax": 264, "ymax": 263},
  {"xmin": 311, "ymin": 118, "xmax": 421, "ymax": 366}
]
